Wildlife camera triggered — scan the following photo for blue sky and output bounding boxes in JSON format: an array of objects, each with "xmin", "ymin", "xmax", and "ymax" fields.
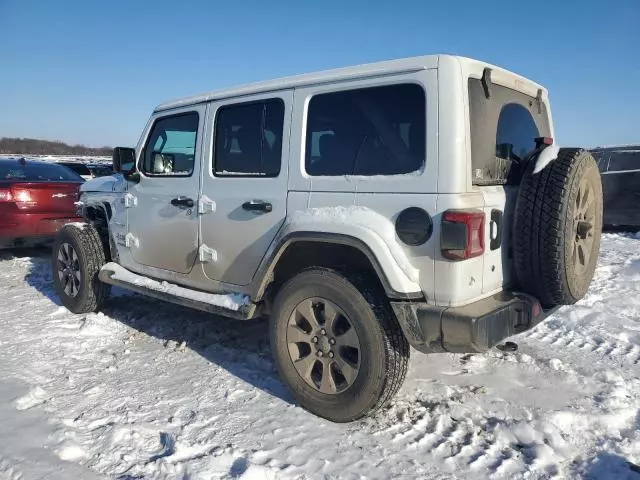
[{"xmin": 1, "ymin": 0, "xmax": 638, "ymax": 148}]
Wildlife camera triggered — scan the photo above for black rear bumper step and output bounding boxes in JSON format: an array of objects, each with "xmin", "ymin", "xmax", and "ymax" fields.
[{"xmin": 391, "ymin": 291, "xmax": 559, "ymax": 354}]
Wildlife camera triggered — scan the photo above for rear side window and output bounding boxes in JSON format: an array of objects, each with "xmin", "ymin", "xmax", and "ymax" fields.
[
  {"xmin": 141, "ymin": 112, "xmax": 199, "ymax": 176},
  {"xmin": 468, "ymin": 79, "xmax": 551, "ymax": 185},
  {"xmin": 213, "ymin": 99, "xmax": 285, "ymax": 177},
  {"xmin": 607, "ymin": 151, "xmax": 640, "ymax": 172},
  {"xmin": 305, "ymin": 84, "xmax": 425, "ymax": 176},
  {"xmin": 0, "ymin": 162, "xmax": 84, "ymax": 181}
]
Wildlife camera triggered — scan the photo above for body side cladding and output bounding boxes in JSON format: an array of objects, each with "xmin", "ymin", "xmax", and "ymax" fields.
[{"xmin": 250, "ymin": 232, "xmax": 424, "ymax": 303}]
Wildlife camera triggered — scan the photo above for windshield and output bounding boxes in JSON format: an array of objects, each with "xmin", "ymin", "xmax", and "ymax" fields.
[{"xmin": 0, "ymin": 162, "xmax": 85, "ymax": 182}]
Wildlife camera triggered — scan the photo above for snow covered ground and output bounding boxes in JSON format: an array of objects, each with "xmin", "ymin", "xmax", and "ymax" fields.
[{"xmin": 0, "ymin": 234, "xmax": 639, "ymax": 480}]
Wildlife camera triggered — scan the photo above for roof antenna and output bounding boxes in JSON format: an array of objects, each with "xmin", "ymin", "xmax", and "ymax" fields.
[{"xmin": 481, "ymin": 68, "xmax": 492, "ymax": 99}]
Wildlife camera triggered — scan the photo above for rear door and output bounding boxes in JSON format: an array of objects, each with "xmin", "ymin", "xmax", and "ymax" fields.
[
  {"xmin": 467, "ymin": 78, "xmax": 552, "ymax": 294},
  {"xmin": 127, "ymin": 105, "xmax": 205, "ymax": 274},
  {"xmin": 199, "ymin": 92, "xmax": 292, "ymax": 286}
]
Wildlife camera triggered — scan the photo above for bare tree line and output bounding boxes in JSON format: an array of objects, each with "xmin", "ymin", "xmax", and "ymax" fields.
[{"xmin": 0, "ymin": 137, "xmax": 112, "ymax": 156}]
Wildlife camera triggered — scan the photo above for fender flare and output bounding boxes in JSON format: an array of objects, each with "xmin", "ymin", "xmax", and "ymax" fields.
[
  {"xmin": 78, "ymin": 199, "xmax": 117, "ymax": 261},
  {"xmin": 250, "ymin": 232, "xmax": 424, "ymax": 302}
]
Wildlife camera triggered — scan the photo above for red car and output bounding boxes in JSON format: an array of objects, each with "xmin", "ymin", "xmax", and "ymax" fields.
[{"xmin": 0, "ymin": 158, "xmax": 84, "ymax": 248}]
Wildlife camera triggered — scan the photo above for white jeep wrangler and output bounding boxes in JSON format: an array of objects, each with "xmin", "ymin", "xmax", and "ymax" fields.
[{"xmin": 52, "ymin": 55, "xmax": 602, "ymax": 423}]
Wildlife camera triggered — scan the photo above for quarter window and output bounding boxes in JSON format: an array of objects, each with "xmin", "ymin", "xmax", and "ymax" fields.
[
  {"xmin": 141, "ymin": 112, "xmax": 199, "ymax": 176},
  {"xmin": 213, "ymin": 99, "xmax": 285, "ymax": 177},
  {"xmin": 305, "ymin": 84, "xmax": 425, "ymax": 176}
]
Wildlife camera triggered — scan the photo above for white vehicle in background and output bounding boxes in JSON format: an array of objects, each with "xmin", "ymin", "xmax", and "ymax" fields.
[{"xmin": 51, "ymin": 55, "xmax": 603, "ymax": 422}]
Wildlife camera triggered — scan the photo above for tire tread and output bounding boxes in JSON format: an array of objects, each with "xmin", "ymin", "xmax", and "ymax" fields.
[
  {"xmin": 53, "ymin": 223, "xmax": 110, "ymax": 313},
  {"xmin": 513, "ymin": 148, "xmax": 602, "ymax": 306}
]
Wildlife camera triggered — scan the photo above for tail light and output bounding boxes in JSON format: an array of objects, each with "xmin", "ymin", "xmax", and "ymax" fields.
[
  {"xmin": 0, "ymin": 187, "xmax": 37, "ymax": 209},
  {"xmin": 441, "ymin": 210, "xmax": 485, "ymax": 260},
  {"xmin": 0, "ymin": 188, "xmax": 11, "ymax": 203}
]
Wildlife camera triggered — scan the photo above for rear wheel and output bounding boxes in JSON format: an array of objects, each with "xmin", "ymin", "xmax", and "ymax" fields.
[
  {"xmin": 52, "ymin": 223, "xmax": 110, "ymax": 313},
  {"xmin": 513, "ymin": 148, "xmax": 603, "ymax": 306},
  {"xmin": 270, "ymin": 268, "xmax": 409, "ymax": 422}
]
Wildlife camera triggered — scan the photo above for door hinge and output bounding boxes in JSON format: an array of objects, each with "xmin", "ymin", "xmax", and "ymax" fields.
[
  {"xmin": 124, "ymin": 193, "xmax": 138, "ymax": 208},
  {"xmin": 125, "ymin": 232, "xmax": 139, "ymax": 248},
  {"xmin": 198, "ymin": 195, "xmax": 216, "ymax": 215},
  {"xmin": 198, "ymin": 243, "xmax": 217, "ymax": 263}
]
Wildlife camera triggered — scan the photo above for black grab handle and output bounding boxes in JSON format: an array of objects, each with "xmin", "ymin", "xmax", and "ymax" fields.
[
  {"xmin": 242, "ymin": 200, "xmax": 272, "ymax": 213},
  {"xmin": 171, "ymin": 197, "xmax": 194, "ymax": 208}
]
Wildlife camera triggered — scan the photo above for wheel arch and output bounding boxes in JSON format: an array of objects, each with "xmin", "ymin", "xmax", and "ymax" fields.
[
  {"xmin": 251, "ymin": 232, "xmax": 424, "ymax": 304},
  {"xmin": 78, "ymin": 200, "xmax": 116, "ymax": 262}
]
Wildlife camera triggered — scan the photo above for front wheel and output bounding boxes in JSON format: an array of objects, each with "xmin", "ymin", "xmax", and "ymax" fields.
[
  {"xmin": 270, "ymin": 268, "xmax": 409, "ymax": 422},
  {"xmin": 52, "ymin": 223, "xmax": 110, "ymax": 313}
]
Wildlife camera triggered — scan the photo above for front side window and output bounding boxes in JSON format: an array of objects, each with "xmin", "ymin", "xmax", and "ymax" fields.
[
  {"xmin": 213, "ymin": 99, "xmax": 285, "ymax": 177},
  {"xmin": 141, "ymin": 112, "xmax": 199, "ymax": 176},
  {"xmin": 305, "ymin": 84, "xmax": 425, "ymax": 176}
]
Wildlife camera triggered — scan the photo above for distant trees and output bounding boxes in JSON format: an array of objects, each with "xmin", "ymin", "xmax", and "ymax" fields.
[{"xmin": 0, "ymin": 138, "xmax": 112, "ymax": 156}]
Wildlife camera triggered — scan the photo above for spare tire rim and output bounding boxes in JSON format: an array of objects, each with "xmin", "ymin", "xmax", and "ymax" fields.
[
  {"xmin": 286, "ymin": 297, "xmax": 361, "ymax": 394},
  {"xmin": 57, "ymin": 242, "xmax": 81, "ymax": 298},
  {"xmin": 573, "ymin": 178, "xmax": 596, "ymax": 275}
]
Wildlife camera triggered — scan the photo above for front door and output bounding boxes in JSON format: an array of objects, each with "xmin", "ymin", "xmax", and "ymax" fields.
[
  {"xmin": 199, "ymin": 91, "xmax": 292, "ymax": 286},
  {"xmin": 127, "ymin": 105, "xmax": 206, "ymax": 274}
]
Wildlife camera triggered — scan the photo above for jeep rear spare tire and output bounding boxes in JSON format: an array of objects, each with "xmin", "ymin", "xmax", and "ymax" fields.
[{"xmin": 513, "ymin": 148, "xmax": 603, "ymax": 307}]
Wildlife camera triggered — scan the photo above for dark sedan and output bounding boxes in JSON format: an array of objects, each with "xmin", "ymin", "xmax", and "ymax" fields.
[{"xmin": 591, "ymin": 145, "xmax": 640, "ymax": 228}]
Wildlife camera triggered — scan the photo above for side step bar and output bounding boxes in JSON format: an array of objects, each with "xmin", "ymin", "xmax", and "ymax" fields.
[{"xmin": 98, "ymin": 262, "xmax": 255, "ymax": 320}]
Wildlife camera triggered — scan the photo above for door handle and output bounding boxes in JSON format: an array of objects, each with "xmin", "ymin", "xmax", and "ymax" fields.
[
  {"xmin": 171, "ymin": 196, "xmax": 194, "ymax": 208},
  {"xmin": 242, "ymin": 200, "xmax": 272, "ymax": 213}
]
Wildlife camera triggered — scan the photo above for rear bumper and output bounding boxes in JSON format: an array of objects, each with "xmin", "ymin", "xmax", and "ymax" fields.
[
  {"xmin": 0, "ymin": 214, "xmax": 81, "ymax": 248},
  {"xmin": 391, "ymin": 291, "xmax": 559, "ymax": 354}
]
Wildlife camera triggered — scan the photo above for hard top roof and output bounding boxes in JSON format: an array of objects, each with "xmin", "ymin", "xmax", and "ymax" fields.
[{"xmin": 154, "ymin": 54, "xmax": 545, "ymax": 112}]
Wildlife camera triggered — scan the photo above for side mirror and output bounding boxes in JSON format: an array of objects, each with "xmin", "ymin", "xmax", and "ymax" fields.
[{"xmin": 112, "ymin": 147, "xmax": 136, "ymax": 174}]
